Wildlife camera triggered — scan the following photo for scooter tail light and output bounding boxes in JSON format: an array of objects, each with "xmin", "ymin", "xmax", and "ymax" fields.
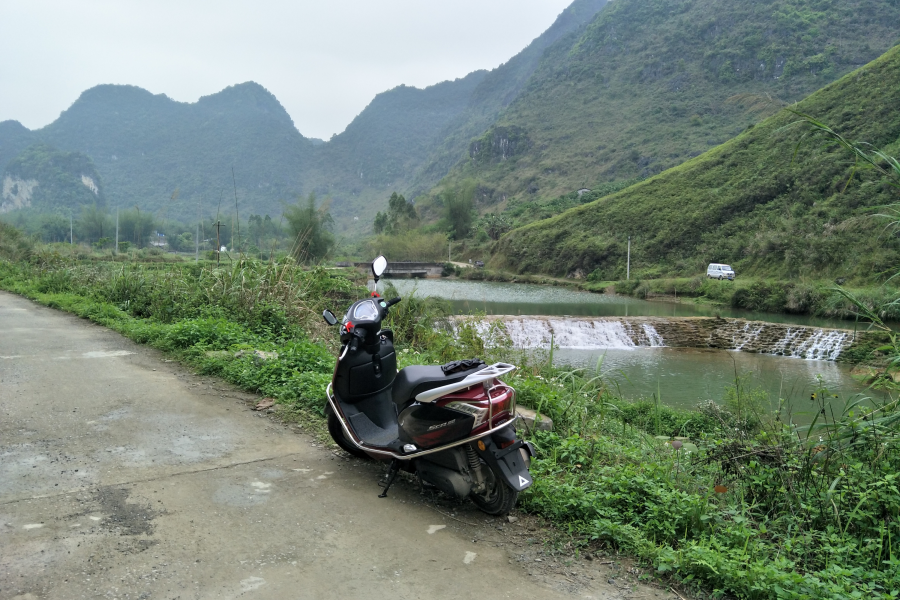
[
  {"xmin": 445, "ymin": 401, "xmax": 489, "ymax": 427},
  {"xmin": 490, "ymin": 386, "xmax": 513, "ymax": 416}
]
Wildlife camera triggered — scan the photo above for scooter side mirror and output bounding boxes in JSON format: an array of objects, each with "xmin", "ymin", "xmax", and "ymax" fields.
[
  {"xmin": 322, "ymin": 309, "xmax": 338, "ymax": 326},
  {"xmin": 372, "ymin": 256, "xmax": 388, "ymax": 278}
]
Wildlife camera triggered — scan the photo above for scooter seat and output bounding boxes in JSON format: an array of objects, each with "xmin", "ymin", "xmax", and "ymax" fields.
[{"xmin": 391, "ymin": 364, "xmax": 486, "ymax": 405}]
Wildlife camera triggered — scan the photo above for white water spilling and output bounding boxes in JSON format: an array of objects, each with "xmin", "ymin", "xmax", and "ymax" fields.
[
  {"xmin": 642, "ymin": 323, "xmax": 665, "ymax": 347},
  {"xmin": 465, "ymin": 316, "xmax": 856, "ymax": 360},
  {"xmin": 472, "ymin": 317, "xmax": 664, "ymax": 350},
  {"xmin": 732, "ymin": 323, "xmax": 765, "ymax": 351},
  {"xmin": 789, "ymin": 330, "xmax": 849, "ymax": 361}
]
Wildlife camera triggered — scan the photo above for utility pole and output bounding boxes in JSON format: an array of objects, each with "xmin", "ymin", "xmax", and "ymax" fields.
[
  {"xmin": 115, "ymin": 207, "xmax": 119, "ymax": 255},
  {"xmin": 214, "ymin": 220, "xmax": 223, "ymax": 266},
  {"xmin": 195, "ymin": 196, "xmax": 200, "ymax": 262},
  {"xmin": 70, "ymin": 213, "xmax": 73, "ymax": 245},
  {"xmin": 626, "ymin": 236, "xmax": 631, "ymax": 280},
  {"xmin": 232, "ymin": 167, "xmax": 241, "ymax": 255}
]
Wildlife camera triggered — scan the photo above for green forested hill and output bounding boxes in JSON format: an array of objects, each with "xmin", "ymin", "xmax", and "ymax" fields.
[
  {"xmin": 2, "ymin": 144, "xmax": 105, "ymax": 214},
  {"xmin": 0, "ymin": 120, "xmax": 33, "ymax": 173},
  {"xmin": 40, "ymin": 82, "xmax": 315, "ymax": 220},
  {"xmin": 306, "ymin": 72, "xmax": 488, "ymax": 227},
  {"xmin": 407, "ymin": 0, "xmax": 609, "ymax": 194},
  {"xmin": 432, "ymin": 0, "xmax": 900, "ymax": 208},
  {"xmin": 309, "ymin": 0, "xmax": 609, "ymax": 229},
  {"xmin": 491, "ymin": 45, "xmax": 900, "ymax": 284},
  {"xmin": 0, "ymin": 83, "xmax": 315, "ymax": 221}
]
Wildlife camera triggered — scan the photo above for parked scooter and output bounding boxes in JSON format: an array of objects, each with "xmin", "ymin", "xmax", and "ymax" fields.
[{"xmin": 321, "ymin": 256, "xmax": 534, "ymax": 515}]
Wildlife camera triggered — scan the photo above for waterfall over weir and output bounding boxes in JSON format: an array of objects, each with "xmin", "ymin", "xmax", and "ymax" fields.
[
  {"xmin": 467, "ymin": 316, "xmax": 859, "ymax": 361},
  {"xmin": 474, "ymin": 318, "xmax": 663, "ymax": 349}
]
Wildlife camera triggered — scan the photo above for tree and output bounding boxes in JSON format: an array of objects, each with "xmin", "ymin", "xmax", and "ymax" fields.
[
  {"xmin": 373, "ymin": 192, "xmax": 418, "ymax": 235},
  {"xmin": 119, "ymin": 207, "xmax": 155, "ymax": 248},
  {"xmin": 39, "ymin": 213, "xmax": 69, "ymax": 243},
  {"xmin": 168, "ymin": 231, "xmax": 194, "ymax": 252},
  {"xmin": 284, "ymin": 192, "xmax": 335, "ymax": 262},
  {"xmin": 444, "ymin": 184, "xmax": 475, "ymax": 240},
  {"xmin": 248, "ymin": 213, "xmax": 281, "ymax": 250},
  {"xmin": 480, "ymin": 212, "xmax": 512, "ymax": 240},
  {"xmin": 77, "ymin": 203, "xmax": 111, "ymax": 244},
  {"xmin": 373, "ymin": 211, "xmax": 389, "ymax": 234}
]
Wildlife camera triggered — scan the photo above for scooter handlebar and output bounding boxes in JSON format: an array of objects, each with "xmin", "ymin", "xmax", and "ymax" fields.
[{"xmin": 385, "ymin": 296, "xmax": 402, "ymax": 308}]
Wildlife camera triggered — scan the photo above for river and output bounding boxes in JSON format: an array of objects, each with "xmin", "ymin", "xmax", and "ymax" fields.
[{"xmin": 387, "ymin": 278, "xmax": 885, "ymax": 414}]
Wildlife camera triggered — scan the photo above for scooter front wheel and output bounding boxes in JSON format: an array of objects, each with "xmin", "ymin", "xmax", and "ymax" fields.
[
  {"xmin": 326, "ymin": 404, "xmax": 369, "ymax": 459},
  {"xmin": 470, "ymin": 462, "xmax": 518, "ymax": 515}
]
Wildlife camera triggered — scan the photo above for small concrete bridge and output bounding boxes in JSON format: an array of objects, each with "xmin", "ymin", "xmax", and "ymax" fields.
[{"xmin": 338, "ymin": 261, "xmax": 445, "ymax": 278}]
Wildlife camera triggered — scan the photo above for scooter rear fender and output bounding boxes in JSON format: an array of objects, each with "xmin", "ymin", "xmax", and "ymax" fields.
[{"xmin": 474, "ymin": 431, "xmax": 534, "ymax": 492}]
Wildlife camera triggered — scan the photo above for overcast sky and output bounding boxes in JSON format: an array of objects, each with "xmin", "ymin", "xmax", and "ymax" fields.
[{"xmin": 0, "ymin": 0, "xmax": 573, "ymax": 140}]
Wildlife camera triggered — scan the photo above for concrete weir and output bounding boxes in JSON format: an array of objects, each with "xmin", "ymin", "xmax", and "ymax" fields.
[{"xmin": 469, "ymin": 316, "xmax": 864, "ymax": 361}]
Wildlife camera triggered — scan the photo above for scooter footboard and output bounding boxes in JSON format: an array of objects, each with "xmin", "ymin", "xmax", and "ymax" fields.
[{"xmin": 474, "ymin": 429, "xmax": 535, "ymax": 492}]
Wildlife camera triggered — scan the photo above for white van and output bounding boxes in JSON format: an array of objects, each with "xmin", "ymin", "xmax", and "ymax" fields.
[{"xmin": 707, "ymin": 263, "xmax": 735, "ymax": 280}]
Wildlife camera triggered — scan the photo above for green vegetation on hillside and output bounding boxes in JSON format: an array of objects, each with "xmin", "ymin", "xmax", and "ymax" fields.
[
  {"xmin": 407, "ymin": 0, "xmax": 610, "ymax": 195},
  {"xmin": 432, "ymin": 0, "xmax": 900, "ymax": 210},
  {"xmin": 2, "ymin": 144, "xmax": 105, "ymax": 211},
  {"xmin": 1, "ymin": 83, "xmax": 315, "ymax": 223},
  {"xmin": 492, "ymin": 45, "xmax": 900, "ymax": 284}
]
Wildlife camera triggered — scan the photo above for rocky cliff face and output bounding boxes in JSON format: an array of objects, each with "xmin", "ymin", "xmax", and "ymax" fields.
[{"xmin": 1, "ymin": 176, "xmax": 39, "ymax": 213}]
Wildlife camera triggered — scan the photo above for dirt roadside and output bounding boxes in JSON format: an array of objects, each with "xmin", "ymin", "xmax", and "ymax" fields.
[{"xmin": 0, "ymin": 290, "xmax": 687, "ymax": 600}]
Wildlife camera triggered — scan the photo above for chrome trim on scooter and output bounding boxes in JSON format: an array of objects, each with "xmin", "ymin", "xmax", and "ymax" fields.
[{"xmin": 326, "ymin": 383, "xmax": 515, "ymax": 460}]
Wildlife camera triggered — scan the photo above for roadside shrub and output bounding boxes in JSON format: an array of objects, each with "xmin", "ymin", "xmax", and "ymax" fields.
[
  {"xmin": 0, "ymin": 221, "xmax": 35, "ymax": 263},
  {"xmin": 586, "ymin": 268, "xmax": 606, "ymax": 283},
  {"xmin": 35, "ymin": 269, "xmax": 74, "ymax": 293},
  {"xmin": 785, "ymin": 282, "xmax": 823, "ymax": 313},
  {"xmin": 617, "ymin": 400, "xmax": 723, "ymax": 437},
  {"xmin": 163, "ymin": 317, "xmax": 258, "ymax": 350},
  {"xmin": 731, "ymin": 280, "xmax": 787, "ymax": 312},
  {"xmin": 614, "ymin": 279, "xmax": 640, "ymax": 295}
]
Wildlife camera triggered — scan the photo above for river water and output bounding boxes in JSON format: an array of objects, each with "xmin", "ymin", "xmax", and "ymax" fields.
[{"xmin": 388, "ymin": 279, "xmax": 884, "ymax": 414}]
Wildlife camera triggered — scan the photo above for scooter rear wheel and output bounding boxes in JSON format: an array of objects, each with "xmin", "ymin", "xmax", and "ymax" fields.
[
  {"xmin": 469, "ymin": 462, "xmax": 518, "ymax": 515},
  {"xmin": 326, "ymin": 404, "xmax": 369, "ymax": 459}
]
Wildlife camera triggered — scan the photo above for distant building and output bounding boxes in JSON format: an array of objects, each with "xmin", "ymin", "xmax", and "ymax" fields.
[{"xmin": 150, "ymin": 231, "xmax": 167, "ymax": 247}]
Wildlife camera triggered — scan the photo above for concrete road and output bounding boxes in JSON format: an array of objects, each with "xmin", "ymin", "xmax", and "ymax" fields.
[{"xmin": 0, "ymin": 291, "xmax": 670, "ymax": 600}]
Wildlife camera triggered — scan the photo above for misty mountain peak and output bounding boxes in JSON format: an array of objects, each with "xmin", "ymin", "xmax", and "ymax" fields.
[{"xmin": 197, "ymin": 81, "xmax": 292, "ymax": 121}]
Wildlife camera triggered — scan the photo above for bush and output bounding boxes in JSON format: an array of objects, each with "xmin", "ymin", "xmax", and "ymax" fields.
[{"xmin": 614, "ymin": 279, "xmax": 640, "ymax": 295}]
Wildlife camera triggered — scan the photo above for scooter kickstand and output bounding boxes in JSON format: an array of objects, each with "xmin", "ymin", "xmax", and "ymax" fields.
[{"xmin": 378, "ymin": 459, "xmax": 401, "ymax": 498}]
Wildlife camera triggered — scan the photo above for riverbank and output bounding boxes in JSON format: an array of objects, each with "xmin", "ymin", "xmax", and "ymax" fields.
[{"xmin": 1, "ymin": 227, "xmax": 898, "ymax": 599}]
